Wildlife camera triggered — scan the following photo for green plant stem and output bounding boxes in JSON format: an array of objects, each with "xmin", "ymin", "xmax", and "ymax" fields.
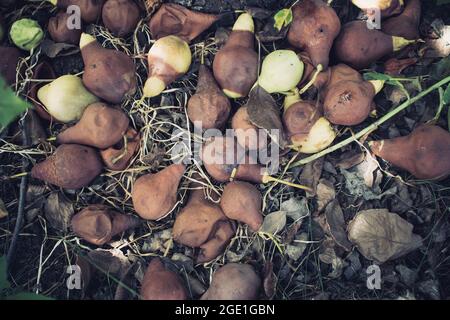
[{"xmin": 289, "ymin": 76, "xmax": 450, "ymax": 168}]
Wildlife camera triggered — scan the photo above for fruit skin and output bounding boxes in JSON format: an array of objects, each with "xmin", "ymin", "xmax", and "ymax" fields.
[
  {"xmin": 57, "ymin": 102, "xmax": 129, "ymax": 149},
  {"xmin": 220, "ymin": 181, "xmax": 263, "ymax": 232},
  {"xmin": 10, "ymin": 18, "xmax": 44, "ymax": 51},
  {"xmin": 48, "ymin": 11, "xmax": 82, "ymax": 44},
  {"xmin": 140, "ymin": 258, "xmax": 187, "ymax": 300},
  {"xmin": 201, "ymin": 263, "xmax": 261, "ymax": 300},
  {"xmin": 132, "ymin": 163, "xmax": 186, "ymax": 220},
  {"xmin": 37, "ymin": 74, "xmax": 100, "ymax": 123},
  {"xmin": 102, "ymin": 0, "xmax": 140, "ymax": 37},
  {"xmin": 31, "ymin": 144, "xmax": 103, "ymax": 189},
  {"xmin": 334, "ymin": 21, "xmax": 412, "ymax": 69},
  {"xmin": 213, "ymin": 13, "xmax": 258, "ymax": 98},
  {"xmin": 71, "ymin": 204, "xmax": 140, "ymax": 245},
  {"xmin": 144, "ymin": 35, "xmax": 192, "ymax": 98},
  {"xmin": 381, "ymin": 0, "xmax": 421, "ymax": 40},
  {"xmin": 370, "ymin": 125, "xmax": 450, "ymax": 180},
  {"xmin": 287, "ymin": 0, "xmax": 341, "ymax": 69},
  {"xmin": 80, "ymin": 33, "xmax": 137, "ymax": 104},
  {"xmin": 149, "ymin": 3, "xmax": 219, "ymax": 43},
  {"xmin": 187, "ymin": 64, "xmax": 231, "ymax": 130},
  {"xmin": 0, "ymin": 46, "xmax": 21, "ymax": 86},
  {"xmin": 100, "ymin": 128, "xmax": 140, "ymax": 171},
  {"xmin": 54, "ymin": 0, "xmax": 105, "ymax": 23},
  {"xmin": 232, "ymin": 106, "xmax": 267, "ymax": 151}
]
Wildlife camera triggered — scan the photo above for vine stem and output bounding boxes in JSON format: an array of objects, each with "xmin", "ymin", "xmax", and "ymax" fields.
[{"xmin": 289, "ymin": 76, "xmax": 450, "ymax": 169}]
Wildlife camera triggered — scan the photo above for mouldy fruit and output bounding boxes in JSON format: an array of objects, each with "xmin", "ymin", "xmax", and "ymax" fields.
[
  {"xmin": 100, "ymin": 128, "xmax": 140, "ymax": 171},
  {"xmin": 283, "ymin": 90, "xmax": 336, "ymax": 153},
  {"xmin": 48, "ymin": 0, "xmax": 105, "ymax": 23},
  {"xmin": 143, "ymin": 35, "xmax": 191, "ymax": 98},
  {"xmin": 37, "ymin": 74, "xmax": 99, "ymax": 123},
  {"xmin": 334, "ymin": 21, "xmax": 415, "ymax": 70},
  {"xmin": 57, "ymin": 102, "xmax": 129, "ymax": 149},
  {"xmin": 71, "ymin": 204, "xmax": 140, "ymax": 245},
  {"xmin": 231, "ymin": 106, "xmax": 267, "ymax": 151},
  {"xmin": 149, "ymin": 3, "xmax": 220, "ymax": 43},
  {"xmin": 80, "ymin": 33, "xmax": 137, "ymax": 104},
  {"xmin": 173, "ymin": 188, "xmax": 235, "ymax": 263},
  {"xmin": 287, "ymin": 0, "xmax": 341, "ymax": 69},
  {"xmin": 102, "ymin": 0, "xmax": 140, "ymax": 37},
  {"xmin": 48, "ymin": 12, "xmax": 82, "ymax": 45},
  {"xmin": 258, "ymin": 50, "xmax": 304, "ymax": 94},
  {"xmin": 323, "ymin": 78, "xmax": 384, "ymax": 126},
  {"xmin": 187, "ymin": 64, "xmax": 231, "ymax": 130},
  {"xmin": 381, "ymin": 0, "xmax": 421, "ymax": 40},
  {"xmin": 31, "ymin": 144, "xmax": 103, "ymax": 189},
  {"xmin": 0, "ymin": 46, "xmax": 21, "ymax": 86},
  {"xmin": 351, "ymin": 0, "xmax": 404, "ymax": 18},
  {"xmin": 10, "ymin": 18, "xmax": 44, "ymax": 51},
  {"xmin": 314, "ymin": 63, "xmax": 363, "ymax": 96},
  {"xmin": 220, "ymin": 181, "xmax": 263, "ymax": 232},
  {"xmin": 201, "ymin": 263, "xmax": 261, "ymax": 300},
  {"xmin": 132, "ymin": 163, "xmax": 186, "ymax": 220},
  {"xmin": 213, "ymin": 13, "xmax": 258, "ymax": 98},
  {"xmin": 370, "ymin": 125, "xmax": 450, "ymax": 180},
  {"xmin": 141, "ymin": 258, "xmax": 187, "ymax": 300}
]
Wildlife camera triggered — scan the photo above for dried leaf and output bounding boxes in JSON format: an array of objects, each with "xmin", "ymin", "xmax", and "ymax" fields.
[
  {"xmin": 355, "ymin": 153, "xmax": 381, "ymax": 188},
  {"xmin": 263, "ymin": 261, "xmax": 277, "ymax": 299},
  {"xmin": 87, "ymin": 249, "xmax": 130, "ymax": 278},
  {"xmin": 280, "ymin": 197, "xmax": 309, "ymax": 221},
  {"xmin": 299, "ymin": 158, "xmax": 324, "ymax": 198},
  {"xmin": 348, "ymin": 209, "xmax": 423, "ymax": 263},
  {"xmin": 44, "ymin": 192, "xmax": 74, "ymax": 232},
  {"xmin": 337, "ymin": 152, "xmax": 365, "ymax": 170},
  {"xmin": 426, "ymin": 23, "xmax": 450, "ymax": 58},
  {"xmin": 319, "ymin": 245, "xmax": 346, "ymax": 278},
  {"xmin": 40, "ymin": 39, "xmax": 79, "ymax": 58},
  {"xmin": 341, "ymin": 168, "xmax": 396, "ymax": 201},
  {"xmin": 0, "ymin": 199, "xmax": 8, "ymax": 219},
  {"xmin": 286, "ymin": 233, "xmax": 308, "ymax": 261},
  {"xmin": 260, "ymin": 211, "xmax": 287, "ymax": 235},
  {"xmin": 325, "ymin": 200, "xmax": 352, "ymax": 251},
  {"xmin": 316, "ymin": 179, "xmax": 335, "ymax": 212}
]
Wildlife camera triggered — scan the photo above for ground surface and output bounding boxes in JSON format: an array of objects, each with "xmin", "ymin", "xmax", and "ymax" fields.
[{"xmin": 0, "ymin": 0, "xmax": 450, "ymax": 300}]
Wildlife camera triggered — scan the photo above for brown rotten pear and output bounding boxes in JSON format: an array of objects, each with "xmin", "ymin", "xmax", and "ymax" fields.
[
  {"xmin": 80, "ymin": 33, "xmax": 137, "ymax": 104},
  {"xmin": 48, "ymin": 12, "xmax": 82, "ymax": 44},
  {"xmin": 187, "ymin": 64, "xmax": 231, "ymax": 130},
  {"xmin": 49, "ymin": 0, "xmax": 105, "ymax": 23},
  {"xmin": 102, "ymin": 0, "xmax": 140, "ymax": 37},
  {"xmin": 141, "ymin": 258, "xmax": 187, "ymax": 300},
  {"xmin": 231, "ymin": 106, "xmax": 267, "ymax": 151},
  {"xmin": 71, "ymin": 204, "xmax": 140, "ymax": 245},
  {"xmin": 132, "ymin": 163, "xmax": 185, "ymax": 220},
  {"xmin": 323, "ymin": 78, "xmax": 384, "ymax": 126},
  {"xmin": 370, "ymin": 125, "xmax": 450, "ymax": 180},
  {"xmin": 173, "ymin": 188, "xmax": 235, "ymax": 263},
  {"xmin": 220, "ymin": 181, "xmax": 263, "ymax": 232},
  {"xmin": 100, "ymin": 128, "xmax": 140, "ymax": 171},
  {"xmin": 287, "ymin": 0, "xmax": 341, "ymax": 69},
  {"xmin": 201, "ymin": 263, "xmax": 261, "ymax": 300},
  {"xmin": 31, "ymin": 144, "xmax": 103, "ymax": 189},
  {"xmin": 334, "ymin": 21, "xmax": 415, "ymax": 69},
  {"xmin": 57, "ymin": 103, "xmax": 129, "ymax": 149},
  {"xmin": 149, "ymin": 3, "xmax": 220, "ymax": 43},
  {"xmin": 213, "ymin": 13, "xmax": 258, "ymax": 98},
  {"xmin": 381, "ymin": 0, "xmax": 421, "ymax": 40},
  {"xmin": 143, "ymin": 35, "xmax": 192, "ymax": 98}
]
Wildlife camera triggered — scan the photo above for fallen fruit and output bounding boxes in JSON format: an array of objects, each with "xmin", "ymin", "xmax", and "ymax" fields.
[
  {"xmin": 80, "ymin": 33, "xmax": 137, "ymax": 103},
  {"xmin": 100, "ymin": 128, "xmax": 140, "ymax": 171},
  {"xmin": 31, "ymin": 144, "xmax": 103, "ymax": 189},
  {"xmin": 57, "ymin": 102, "xmax": 129, "ymax": 149},
  {"xmin": 29, "ymin": 62, "xmax": 56, "ymax": 121},
  {"xmin": 0, "ymin": 46, "xmax": 21, "ymax": 86},
  {"xmin": 220, "ymin": 181, "xmax": 263, "ymax": 232},
  {"xmin": 102, "ymin": 0, "xmax": 140, "ymax": 37},
  {"xmin": 37, "ymin": 74, "xmax": 100, "ymax": 123},
  {"xmin": 187, "ymin": 64, "xmax": 231, "ymax": 130},
  {"xmin": 231, "ymin": 106, "xmax": 267, "ymax": 151},
  {"xmin": 369, "ymin": 125, "xmax": 450, "ymax": 180},
  {"xmin": 213, "ymin": 13, "xmax": 258, "ymax": 98},
  {"xmin": 49, "ymin": 0, "xmax": 105, "ymax": 23},
  {"xmin": 71, "ymin": 204, "xmax": 140, "ymax": 245},
  {"xmin": 143, "ymin": 35, "xmax": 192, "ymax": 98},
  {"xmin": 287, "ymin": 0, "xmax": 341, "ymax": 69},
  {"xmin": 201, "ymin": 263, "xmax": 261, "ymax": 300},
  {"xmin": 10, "ymin": 18, "xmax": 44, "ymax": 51},
  {"xmin": 141, "ymin": 258, "xmax": 188, "ymax": 300},
  {"xmin": 381, "ymin": 0, "xmax": 421, "ymax": 40},
  {"xmin": 48, "ymin": 11, "xmax": 82, "ymax": 44},
  {"xmin": 132, "ymin": 163, "xmax": 186, "ymax": 220},
  {"xmin": 149, "ymin": 3, "xmax": 219, "ymax": 43},
  {"xmin": 334, "ymin": 21, "xmax": 415, "ymax": 69}
]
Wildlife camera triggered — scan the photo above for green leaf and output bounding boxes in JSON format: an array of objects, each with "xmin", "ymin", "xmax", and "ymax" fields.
[
  {"xmin": 364, "ymin": 72, "xmax": 410, "ymax": 99},
  {"xmin": 443, "ymin": 84, "xmax": 450, "ymax": 105},
  {"xmin": 273, "ymin": 8, "xmax": 293, "ymax": 31},
  {"xmin": 0, "ymin": 256, "xmax": 10, "ymax": 291},
  {"xmin": 6, "ymin": 292, "xmax": 53, "ymax": 300},
  {"xmin": 0, "ymin": 76, "xmax": 31, "ymax": 129}
]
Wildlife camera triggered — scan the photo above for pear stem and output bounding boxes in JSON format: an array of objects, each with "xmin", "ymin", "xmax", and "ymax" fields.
[
  {"xmin": 7, "ymin": 172, "xmax": 29, "ymax": 179},
  {"xmin": 261, "ymin": 174, "xmax": 313, "ymax": 192},
  {"xmin": 298, "ymin": 64, "xmax": 323, "ymax": 95},
  {"xmin": 289, "ymin": 75, "xmax": 450, "ymax": 168}
]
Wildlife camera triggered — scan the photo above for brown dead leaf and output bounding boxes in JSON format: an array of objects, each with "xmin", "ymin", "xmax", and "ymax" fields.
[
  {"xmin": 337, "ymin": 152, "xmax": 365, "ymax": 170},
  {"xmin": 325, "ymin": 200, "xmax": 352, "ymax": 252},
  {"xmin": 87, "ymin": 249, "xmax": 131, "ymax": 278},
  {"xmin": 348, "ymin": 209, "xmax": 423, "ymax": 264},
  {"xmin": 316, "ymin": 179, "xmax": 335, "ymax": 212},
  {"xmin": 44, "ymin": 192, "xmax": 74, "ymax": 232},
  {"xmin": 263, "ymin": 260, "xmax": 277, "ymax": 299},
  {"xmin": 299, "ymin": 158, "xmax": 324, "ymax": 198},
  {"xmin": 355, "ymin": 152, "xmax": 381, "ymax": 188}
]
